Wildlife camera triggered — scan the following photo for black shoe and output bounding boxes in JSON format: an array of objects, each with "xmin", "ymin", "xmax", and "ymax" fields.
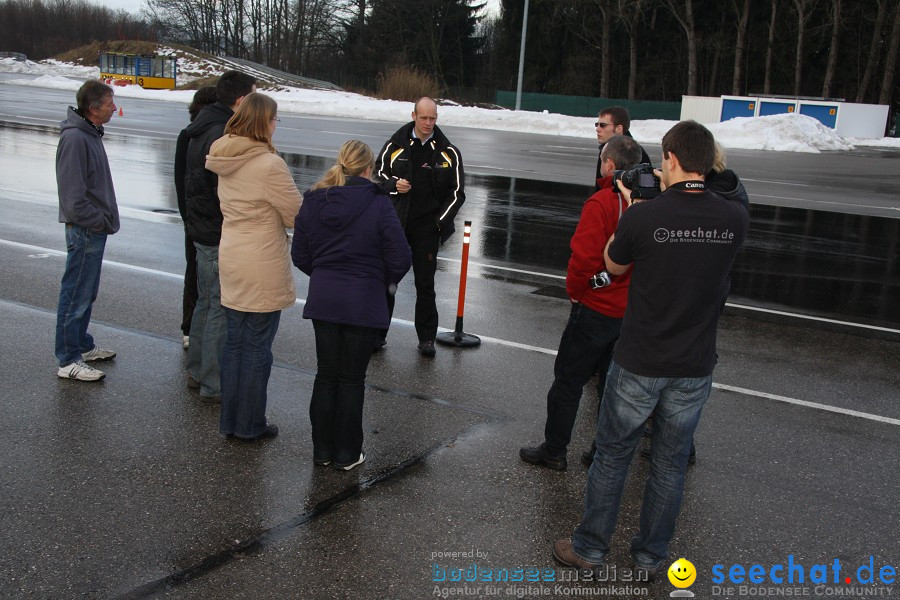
[
  {"xmin": 581, "ymin": 446, "xmax": 595, "ymax": 468},
  {"xmin": 417, "ymin": 340, "xmax": 436, "ymax": 357},
  {"xmin": 237, "ymin": 424, "xmax": 278, "ymax": 442},
  {"xmin": 519, "ymin": 443, "xmax": 567, "ymax": 471}
]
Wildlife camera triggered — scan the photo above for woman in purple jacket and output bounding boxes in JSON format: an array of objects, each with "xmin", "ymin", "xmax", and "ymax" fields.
[{"xmin": 292, "ymin": 140, "xmax": 412, "ymax": 471}]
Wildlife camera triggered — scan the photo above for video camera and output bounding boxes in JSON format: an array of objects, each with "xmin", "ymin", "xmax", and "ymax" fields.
[{"xmin": 612, "ymin": 163, "xmax": 661, "ymax": 200}]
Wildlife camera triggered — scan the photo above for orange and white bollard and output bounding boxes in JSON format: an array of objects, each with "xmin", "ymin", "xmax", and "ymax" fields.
[{"xmin": 436, "ymin": 220, "xmax": 481, "ymax": 348}]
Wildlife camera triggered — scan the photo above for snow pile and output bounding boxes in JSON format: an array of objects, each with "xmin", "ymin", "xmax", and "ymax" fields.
[
  {"xmin": 3, "ymin": 57, "xmax": 897, "ymax": 151},
  {"xmin": 711, "ymin": 113, "xmax": 855, "ymax": 152},
  {"xmin": 0, "ymin": 57, "xmax": 97, "ymax": 78},
  {"xmin": 633, "ymin": 114, "xmax": 857, "ymax": 153}
]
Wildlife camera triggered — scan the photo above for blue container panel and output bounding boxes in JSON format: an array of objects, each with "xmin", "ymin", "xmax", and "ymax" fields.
[
  {"xmin": 758, "ymin": 101, "xmax": 796, "ymax": 116},
  {"xmin": 799, "ymin": 104, "xmax": 838, "ymax": 128},
  {"xmin": 721, "ymin": 99, "xmax": 756, "ymax": 121}
]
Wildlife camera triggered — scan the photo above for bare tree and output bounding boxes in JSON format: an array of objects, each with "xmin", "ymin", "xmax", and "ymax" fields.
[
  {"xmin": 764, "ymin": 0, "xmax": 777, "ymax": 94},
  {"xmin": 731, "ymin": 0, "xmax": 750, "ymax": 95},
  {"xmin": 857, "ymin": 0, "xmax": 889, "ymax": 102},
  {"xmin": 617, "ymin": 0, "xmax": 645, "ymax": 100},
  {"xmin": 662, "ymin": 0, "xmax": 699, "ymax": 96},
  {"xmin": 821, "ymin": 0, "xmax": 841, "ymax": 97},
  {"xmin": 792, "ymin": 0, "xmax": 818, "ymax": 97},
  {"xmin": 880, "ymin": 0, "xmax": 900, "ymax": 104},
  {"xmin": 563, "ymin": 0, "xmax": 610, "ymax": 97},
  {"xmin": 599, "ymin": 0, "xmax": 612, "ymax": 98}
]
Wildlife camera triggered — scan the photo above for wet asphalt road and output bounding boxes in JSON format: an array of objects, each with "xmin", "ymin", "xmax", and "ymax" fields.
[
  {"xmin": 0, "ymin": 77, "xmax": 898, "ymax": 599},
  {"xmin": 1, "ymin": 74, "xmax": 900, "ymax": 218}
]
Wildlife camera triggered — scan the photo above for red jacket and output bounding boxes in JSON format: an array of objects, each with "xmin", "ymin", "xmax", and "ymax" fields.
[{"xmin": 566, "ymin": 176, "xmax": 631, "ymax": 318}]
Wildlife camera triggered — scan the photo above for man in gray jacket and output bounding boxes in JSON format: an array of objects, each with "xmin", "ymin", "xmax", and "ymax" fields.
[{"xmin": 55, "ymin": 80, "xmax": 120, "ymax": 381}]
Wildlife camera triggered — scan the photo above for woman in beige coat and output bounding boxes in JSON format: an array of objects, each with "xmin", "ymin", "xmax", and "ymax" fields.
[{"xmin": 205, "ymin": 92, "xmax": 301, "ymax": 441}]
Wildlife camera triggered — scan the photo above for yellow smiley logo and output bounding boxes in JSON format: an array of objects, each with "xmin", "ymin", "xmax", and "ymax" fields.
[{"xmin": 668, "ymin": 558, "xmax": 697, "ymax": 588}]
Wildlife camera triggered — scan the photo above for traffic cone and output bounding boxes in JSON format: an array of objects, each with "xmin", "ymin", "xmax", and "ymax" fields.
[{"xmin": 118, "ymin": 107, "xmax": 123, "ymax": 117}]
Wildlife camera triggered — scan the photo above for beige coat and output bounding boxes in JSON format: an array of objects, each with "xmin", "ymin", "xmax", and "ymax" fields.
[{"xmin": 206, "ymin": 135, "xmax": 301, "ymax": 312}]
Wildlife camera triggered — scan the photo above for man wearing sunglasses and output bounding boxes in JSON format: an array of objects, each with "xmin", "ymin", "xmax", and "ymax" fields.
[{"xmin": 595, "ymin": 106, "xmax": 651, "ymax": 191}]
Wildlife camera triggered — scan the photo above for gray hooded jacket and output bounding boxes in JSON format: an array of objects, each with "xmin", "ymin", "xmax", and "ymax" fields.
[{"xmin": 56, "ymin": 106, "xmax": 120, "ymax": 233}]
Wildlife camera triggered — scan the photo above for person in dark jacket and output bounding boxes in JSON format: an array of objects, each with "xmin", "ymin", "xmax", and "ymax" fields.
[
  {"xmin": 374, "ymin": 97, "xmax": 465, "ymax": 357},
  {"xmin": 174, "ymin": 85, "xmax": 216, "ymax": 350},
  {"xmin": 183, "ymin": 70, "xmax": 256, "ymax": 401},
  {"xmin": 54, "ymin": 80, "xmax": 120, "ymax": 382},
  {"xmin": 594, "ymin": 106, "xmax": 652, "ymax": 190},
  {"xmin": 292, "ymin": 140, "xmax": 412, "ymax": 470},
  {"xmin": 706, "ymin": 142, "xmax": 750, "ymax": 212}
]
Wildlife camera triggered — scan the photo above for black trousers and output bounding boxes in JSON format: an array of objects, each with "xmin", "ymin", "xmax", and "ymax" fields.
[
  {"xmin": 385, "ymin": 224, "xmax": 440, "ymax": 343},
  {"xmin": 181, "ymin": 233, "xmax": 198, "ymax": 335},
  {"xmin": 309, "ymin": 320, "xmax": 378, "ymax": 465},
  {"xmin": 543, "ymin": 303, "xmax": 622, "ymax": 456}
]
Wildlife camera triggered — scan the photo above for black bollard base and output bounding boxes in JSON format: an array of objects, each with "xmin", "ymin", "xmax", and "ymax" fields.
[
  {"xmin": 436, "ymin": 317, "xmax": 481, "ymax": 348},
  {"xmin": 436, "ymin": 330, "xmax": 481, "ymax": 347}
]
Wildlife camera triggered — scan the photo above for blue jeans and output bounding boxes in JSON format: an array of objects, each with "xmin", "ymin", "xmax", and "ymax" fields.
[
  {"xmin": 309, "ymin": 320, "xmax": 378, "ymax": 465},
  {"xmin": 186, "ymin": 242, "xmax": 225, "ymax": 396},
  {"xmin": 55, "ymin": 224, "xmax": 107, "ymax": 366},
  {"xmin": 572, "ymin": 361, "xmax": 712, "ymax": 568},
  {"xmin": 544, "ymin": 303, "xmax": 621, "ymax": 456},
  {"xmin": 219, "ymin": 308, "xmax": 281, "ymax": 438}
]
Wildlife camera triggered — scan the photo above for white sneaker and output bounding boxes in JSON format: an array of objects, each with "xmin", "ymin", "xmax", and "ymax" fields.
[
  {"xmin": 335, "ymin": 452, "xmax": 366, "ymax": 471},
  {"xmin": 82, "ymin": 347, "xmax": 116, "ymax": 362},
  {"xmin": 182, "ymin": 335, "xmax": 190, "ymax": 350},
  {"xmin": 58, "ymin": 360, "xmax": 105, "ymax": 381}
]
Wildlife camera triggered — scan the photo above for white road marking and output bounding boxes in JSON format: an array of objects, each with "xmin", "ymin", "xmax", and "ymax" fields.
[
  {"xmin": 1, "ymin": 236, "xmax": 895, "ymax": 427},
  {"xmin": 742, "ymin": 178, "xmax": 810, "ymax": 187},
  {"xmin": 437, "ymin": 256, "xmax": 900, "ymax": 335},
  {"xmin": 713, "ymin": 383, "xmax": 900, "ymax": 426},
  {"xmin": 752, "ymin": 194, "xmax": 900, "ymax": 212}
]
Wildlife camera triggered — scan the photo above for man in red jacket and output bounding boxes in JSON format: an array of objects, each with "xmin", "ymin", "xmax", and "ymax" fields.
[{"xmin": 520, "ymin": 135, "xmax": 643, "ymax": 470}]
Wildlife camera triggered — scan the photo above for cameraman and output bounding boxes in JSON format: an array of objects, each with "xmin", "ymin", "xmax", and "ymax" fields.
[
  {"xmin": 553, "ymin": 121, "xmax": 748, "ymax": 577},
  {"xmin": 519, "ymin": 135, "xmax": 643, "ymax": 471}
]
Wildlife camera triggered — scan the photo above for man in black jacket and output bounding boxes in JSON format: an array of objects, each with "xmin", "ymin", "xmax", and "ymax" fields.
[
  {"xmin": 183, "ymin": 70, "xmax": 256, "ymax": 400},
  {"xmin": 594, "ymin": 106, "xmax": 651, "ymax": 190},
  {"xmin": 374, "ymin": 97, "xmax": 465, "ymax": 357},
  {"xmin": 174, "ymin": 86, "xmax": 217, "ymax": 351}
]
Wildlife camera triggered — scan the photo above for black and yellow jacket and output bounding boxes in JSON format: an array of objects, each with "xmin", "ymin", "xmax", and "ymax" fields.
[{"xmin": 375, "ymin": 122, "xmax": 465, "ymax": 243}]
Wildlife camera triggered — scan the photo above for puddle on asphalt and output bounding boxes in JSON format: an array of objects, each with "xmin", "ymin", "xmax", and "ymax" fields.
[{"xmin": 2, "ymin": 125, "xmax": 897, "ymax": 328}]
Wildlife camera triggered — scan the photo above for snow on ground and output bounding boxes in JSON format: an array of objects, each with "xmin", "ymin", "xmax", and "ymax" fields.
[
  {"xmin": 3, "ymin": 57, "xmax": 898, "ymax": 152},
  {"xmin": 1, "ymin": 58, "xmax": 98, "ymax": 79}
]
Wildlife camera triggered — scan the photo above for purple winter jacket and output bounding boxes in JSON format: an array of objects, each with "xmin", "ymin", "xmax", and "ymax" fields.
[{"xmin": 292, "ymin": 177, "xmax": 412, "ymax": 329}]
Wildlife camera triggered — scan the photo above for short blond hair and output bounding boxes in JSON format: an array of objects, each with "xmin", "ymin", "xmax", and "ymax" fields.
[{"xmin": 712, "ymin": 142, "xmax": 727, "ymax": 173}]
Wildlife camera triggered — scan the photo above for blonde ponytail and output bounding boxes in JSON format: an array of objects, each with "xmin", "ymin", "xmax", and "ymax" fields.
[{"xmin": 311, "ymin": 140, "xmax": 374, "ymax": 191}]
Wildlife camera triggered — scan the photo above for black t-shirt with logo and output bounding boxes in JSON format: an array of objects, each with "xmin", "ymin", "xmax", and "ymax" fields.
[{"xmin": 607, "ymin": 187, "xmax": 749, "ymax": 377}]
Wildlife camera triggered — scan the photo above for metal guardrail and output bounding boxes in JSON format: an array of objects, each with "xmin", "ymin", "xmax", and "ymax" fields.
[{"xmin": 223, "ymin": 56, "xmax": 343, "ymax": 91}]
